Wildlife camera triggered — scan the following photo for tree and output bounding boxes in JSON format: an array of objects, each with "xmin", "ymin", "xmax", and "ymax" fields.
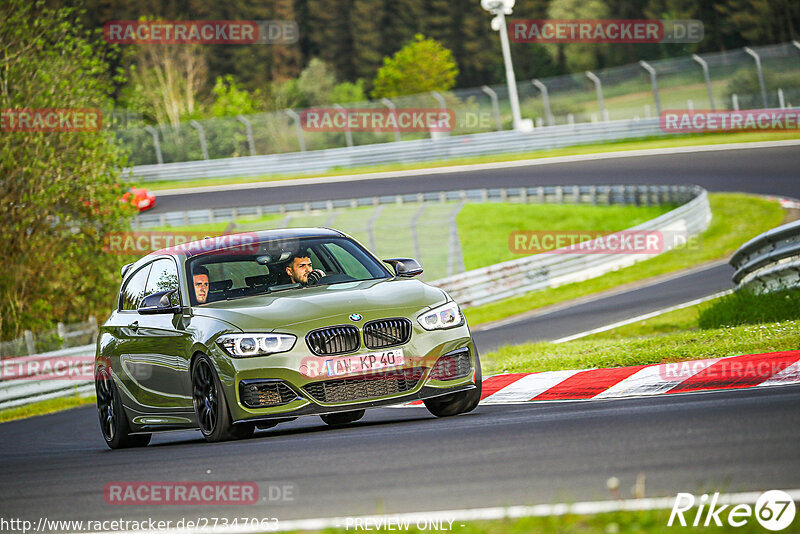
[
  {"xmin": 0, "ymin": 0, "xmax": 133, "ymax": 339},
  {"xmin": 271, "ymin": 59, "xmax": 367, "ymax": 109},
  {"xmin": 371, "ymin": 34, "xmax": 458, "ymax": 98},
  {"xmin": 546, "ymin": 0, "xmax": 612, "ymax": 72},
  {"xmin": 715, "ymin": 0, "xmax": 799, "ymax": 45},
  {"xmin": 121, "ymin": 40, "xmax": 208, "ymax": 127},
  {"xmin": 209, "ymin": 75, "xmax": 262, "ymax": 117}
]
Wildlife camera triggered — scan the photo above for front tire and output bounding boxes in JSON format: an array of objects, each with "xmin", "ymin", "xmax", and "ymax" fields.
[
  {"xmin": 96, "ymin": 366, "xmax": 151, "ymax": 449},
  {"xmin": 191, "ymin": 355, "xmax": 254, "ymax": 442},
  {"xmin": 424, "ymin": 349, "xmax": 482, "ymax": 417}
]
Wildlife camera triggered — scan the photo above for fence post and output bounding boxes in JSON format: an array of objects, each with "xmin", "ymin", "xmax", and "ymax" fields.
[
  {"xmin": 639, "ymin": 61, "xmax": 661, "ymax": 117},
  {"xmin": 333, "ymin": 104, "xmax": 354, "ymax": 147},
  {"xmin": 586, "ymin": 71, "xmax": 607, "ymax": 121},
  {"xmin": 380, "ymin": 98, "xmax": 402, "ymax": 142},
  {"xmin": 189, "ymin": 120, "xmax": 210, "ymax": 160},
  {"xmin": 744, "ymin": 47, "xmax": 768, "ymax": 108},
  {"xmin": 447, "ymin": 201, "xmax": 466, "ymax": 277},
  {"xmin": 88, "ymin": 316, "xmax": 98, "ymax": 344},
  {"xmin": 481, "ymin": 86, "xmax": 503, "ymax": 131},
  {"xmin": 236, "ymin": 115, "xmax": 257, "ymax": 156},
  {"xmin": 692, "ymin": 54, "xmax": 716, "ymax": 111},
  {"xmin": 778, "ymin": 89, "xmax": 785, "ymax": 109},
  {"xmin": 57, "ymin": 322, "xmax": 67, "ymax": 348},
  {"xmin": 284, "ymin": 109, "xmax": 306, "ymax": 152},
  {"xmin": 410, "ymin": 205, "xmax": 426, "ymax": 278},
  {"xmin": 143, "ymin": 126, "xmax": 163, "ymax": 165},
  {"xmin": 732, "ymin": 94, "xmax": 740, "ymax": 111},
  {"xmin": 532, "ymin": 79, "xmax": 554, "ymax": 126},
  {"xmin": 24, "ymin": 330, "xmax": 35, "ymax": 356},
  {"xmin": 430, "ymin": 91, "xmax": 449, "ymax": 139},
  {"xmin": 366, "ymin": 205, "xmax": 385, "ymax": 252}
]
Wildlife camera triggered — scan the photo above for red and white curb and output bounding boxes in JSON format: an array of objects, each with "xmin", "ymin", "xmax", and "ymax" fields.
[{"xmin": 408, "ymin": 350, "xmax": 800, "ymax": 406}]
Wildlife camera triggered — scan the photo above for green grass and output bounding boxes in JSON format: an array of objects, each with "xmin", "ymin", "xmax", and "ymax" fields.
[
  {"xmin": 0, "ymin": 393, "xmax": 95, "ymax": 424},
  {"xmin": 145, "ymin": 130, "xmax": 800, "ymax": 192},
  {"xmin": 465, "ymin": 193, "xmax": 785, "ymax": 327},
  {"xmin": 481, "ymin": 288, "xmax": 800, "ymax": 375},
  {"xmin": 581, "ymin": 304, "xmax": 703, "ymax": 341},
  {"xmin": 310, "ymin": 508, "xmax": 784, "ymax": 534},
  {"xmin": 481, "ymin": 318, "xmax": 800, "ymax": 376},
  {"xmin": 699, "ymin": 288, "xmax": 800, "ymax": 328},
  {"xmin": 588, "ymin": 288, "xmax": 800, "ymax": 342},
  {"xmin": 458, "ymin": 204, "xmax": 672, "ymax": 270}
]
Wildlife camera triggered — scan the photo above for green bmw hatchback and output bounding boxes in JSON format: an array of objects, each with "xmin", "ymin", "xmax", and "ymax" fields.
[{"xmin": 95, "ymin": 228, "xmax": 481, "ymax": 448}]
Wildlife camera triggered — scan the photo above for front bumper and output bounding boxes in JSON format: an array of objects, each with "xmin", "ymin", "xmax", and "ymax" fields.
[{"xmin": 214, "ymin": 324, "xmax": 477, "ymax": 423}]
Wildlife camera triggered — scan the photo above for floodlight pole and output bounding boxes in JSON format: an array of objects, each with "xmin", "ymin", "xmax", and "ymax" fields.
[{"xmin": 482, "ymin": 0, "xmax": 527, "ymax": 131}]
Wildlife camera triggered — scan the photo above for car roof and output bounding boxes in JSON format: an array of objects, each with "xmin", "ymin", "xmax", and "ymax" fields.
[{"xmin": 149, "ymin": 227, "xmax": 345, "ymax": 259}]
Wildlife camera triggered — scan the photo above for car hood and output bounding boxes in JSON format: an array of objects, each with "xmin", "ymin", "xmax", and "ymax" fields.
[{"xmin": 192, "ymin": 277, "xmax": 448, "ymax": 331}]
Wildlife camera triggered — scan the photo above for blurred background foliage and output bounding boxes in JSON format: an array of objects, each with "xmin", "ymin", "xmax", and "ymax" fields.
[{"xmin": 38, "ymin": 0, "xmax": 800, "ymax": 125}]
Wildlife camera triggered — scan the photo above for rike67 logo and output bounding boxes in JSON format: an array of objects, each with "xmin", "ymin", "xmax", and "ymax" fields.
[{"xmin": 669, "ymin": 491, "xmax": 796, "ymax": 531}]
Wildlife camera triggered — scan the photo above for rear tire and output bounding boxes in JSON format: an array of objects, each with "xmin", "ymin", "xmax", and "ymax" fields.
[
  {"xmin": 96, "ymin": 366, "xmax": 151, "ymax": 449},
  {"xmin": 192, "ymin": 355, "xmax": 254, "ymax": 442},
  {"xmin": 320, "ymin": 410, "xmax": 365, "ymax": 426},
  {"xmin": 424, "ymin": 349, "xmax": 482, "ymax": 417}
]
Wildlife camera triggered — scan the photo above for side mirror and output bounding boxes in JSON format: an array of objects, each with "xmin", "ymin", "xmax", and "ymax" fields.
[
  {"xmin": 120, "ymin": 263, "xmax": 134, "ymax": 279},
  {"xmin": 138, "ymin": 289, "xmax": 181, "ymax": 315},
  {"xmin": 383, "ymin": 258, "xmax": 423, "ymax": 277}
]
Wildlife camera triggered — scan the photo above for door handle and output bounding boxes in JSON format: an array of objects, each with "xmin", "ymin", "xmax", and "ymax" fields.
[{"xmin": 128, "ymin": 321, "xmax": 139, "ymax": 332}]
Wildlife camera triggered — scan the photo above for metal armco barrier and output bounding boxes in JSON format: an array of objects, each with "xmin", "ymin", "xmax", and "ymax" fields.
[
  {"xmin": 730, "ymin": 219, "xmax": 800, "ymax": 292},
  {"xmin": 135, "ymin": 184, "xmax": 692, "ymax": 229},
  {"xmin": 433, "ymin": 185, "xmax": 710, "ymax": 307},
  {"xmin": 0, "ymin": 345, "xmax": 95, "ymax": 410},
  {"xmin": 126, "ymin": 118, "xmax": 665, "ymax": 183}
]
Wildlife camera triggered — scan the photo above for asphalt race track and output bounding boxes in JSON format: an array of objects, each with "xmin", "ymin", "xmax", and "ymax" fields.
[
  {"xmin": 2, "ymin": 143, "xmax": 799, "ymax": 527},
  {"xmin": 150, "ymin": 144, "xmax": 800, "ymax": 213},
  {"xmin": 1, "ymin": 387, "xmax": 799, "ymax": 525}
]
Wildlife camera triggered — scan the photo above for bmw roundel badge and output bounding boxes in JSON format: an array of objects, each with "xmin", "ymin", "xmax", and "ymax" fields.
[{"xmin": 349, "ymin": 313, "xmax": 363, "ymax": 322}]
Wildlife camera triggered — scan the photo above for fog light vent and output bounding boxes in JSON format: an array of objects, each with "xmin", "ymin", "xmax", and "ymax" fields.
[{"xmin": 429, "ymin": 349, "xmax": 471, "ymax": 381}]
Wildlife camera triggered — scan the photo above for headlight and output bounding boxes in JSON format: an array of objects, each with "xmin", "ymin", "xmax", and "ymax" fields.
[
  {"xmin": 216, "ymin": 333, "xmax": 296, "ymax": 357},
  {"xmin": 417, "ymin": 301, "xmax": 464, "ymax": 331}
]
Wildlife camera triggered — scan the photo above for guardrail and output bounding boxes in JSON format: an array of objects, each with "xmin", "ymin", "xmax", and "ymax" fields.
[
  {"xmin": 135, "ymin": 183, "xmax": 692, "ymax": 228},
  {"xmin": 729, "ymin": 219, "xmax": 800, "ymax": 292},
  {"xmin": 0, "ymin": 345, "xmax": 95, "ymax": 410},
  {"xmin": 5, "ymin": 184, "xmax": 709, "ymax": 410},
  {"xmin": 0, "ymin": 317, "xmax": 97, "ymax": 358},
  {"xmin": 433, "ymin": 185, "xmax": 710, "ymax": 307},
  {"xmin": 126, "ymin": 117, "xmax": 665, "ymax": 182}
]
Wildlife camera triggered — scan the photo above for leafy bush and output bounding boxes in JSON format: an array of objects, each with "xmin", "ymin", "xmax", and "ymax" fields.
[
  {"xmin": 371, "ymin": 34, "xmax": 458, "ymax": 98},
  {"xmin": 0, "ymin": 0, "xmax": 132, "ymax": 339}
]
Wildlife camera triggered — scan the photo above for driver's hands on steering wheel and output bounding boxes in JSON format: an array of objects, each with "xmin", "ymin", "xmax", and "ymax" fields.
[{"xmin": 306, "ymin": 269, "xmax": 326, "ymax": 285}]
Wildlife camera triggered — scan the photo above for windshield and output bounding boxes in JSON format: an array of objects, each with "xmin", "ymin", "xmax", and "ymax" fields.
[{"xmin": 185, "ymin": 236, "xmax": 391, "ymax": 305}]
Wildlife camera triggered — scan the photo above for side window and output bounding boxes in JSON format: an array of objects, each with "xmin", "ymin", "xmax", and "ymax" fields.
[
  {"xmin": 144, "ymin": 259, "xmax": 180, "ymax": 306},
  {"xmin": 120, "ymin": 264, "xmax": 152, "ymax": 311}
]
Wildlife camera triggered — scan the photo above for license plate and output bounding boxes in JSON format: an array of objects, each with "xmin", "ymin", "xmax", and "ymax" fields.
[{"xmin": 325, "ymin": 349, "xmax": 405, "ymax": 377}]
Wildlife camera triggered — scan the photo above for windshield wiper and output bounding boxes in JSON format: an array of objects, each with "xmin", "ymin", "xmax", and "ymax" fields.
[{"xmin": 267, "ymin": 283, "xmax": 302, "ymax": 293}]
